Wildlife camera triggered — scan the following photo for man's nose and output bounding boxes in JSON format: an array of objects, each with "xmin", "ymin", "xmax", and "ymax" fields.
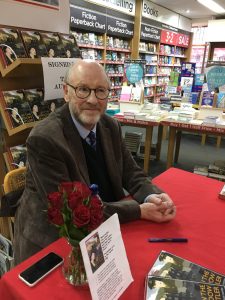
[{"xmin": 86, "ymin": 90, "xmax": 98, "ymax": 104}]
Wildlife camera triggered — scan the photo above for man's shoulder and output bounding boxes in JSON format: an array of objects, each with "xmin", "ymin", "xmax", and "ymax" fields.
[
  {"xmin": 101, "ymin": 113, "xmax": 119, "ymax": 127},
  {"xmin": 29, "ymin": 104, "xmax": 68, "ymax": 138}
]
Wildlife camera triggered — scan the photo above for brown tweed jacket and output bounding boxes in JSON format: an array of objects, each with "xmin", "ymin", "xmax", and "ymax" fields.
[{"xmin": 14, "ymin": 103, "xmax": 162, "ymax": 264}]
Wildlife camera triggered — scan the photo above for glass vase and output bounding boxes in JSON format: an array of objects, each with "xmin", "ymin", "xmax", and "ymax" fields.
[{"xmin": 62, "ymin": 244, "xmax": 88, "ymax": 287}]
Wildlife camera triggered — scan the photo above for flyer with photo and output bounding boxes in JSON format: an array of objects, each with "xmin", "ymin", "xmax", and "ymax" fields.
[{"xmin": 80, "ymin": 214, "xmax": 133, "ymax": 300}]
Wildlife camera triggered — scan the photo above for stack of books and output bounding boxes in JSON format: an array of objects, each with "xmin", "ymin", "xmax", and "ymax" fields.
[{"xmin": 145, "ymin": 250, "xmax": 225, "ymax": 299}]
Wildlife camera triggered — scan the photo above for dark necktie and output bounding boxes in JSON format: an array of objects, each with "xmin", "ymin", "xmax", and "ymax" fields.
[{"xmin": 87, "ymin": 131, "xmax": 96, "ymax": 149}]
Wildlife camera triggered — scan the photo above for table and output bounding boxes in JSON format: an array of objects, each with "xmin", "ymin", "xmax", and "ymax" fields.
[
  {"xmin": 1, "ymin": 168, "xmax": 225, "ymax": 300},
  {"xmin": 114, "ymin": 116, "xmax": 163, "ymax": 173},
  {"xmin": 161, "ymin": 120, "xmax": 225, "ymax": 169}
]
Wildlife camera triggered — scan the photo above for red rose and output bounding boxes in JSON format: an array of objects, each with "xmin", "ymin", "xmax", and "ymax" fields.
[
  {"xmin": 90, "ymin": 195, "xmax": 102, "ymax": 209},
  {"xmin": 73, "ymin": 204, "xmax": 90, "ymax": 228},
  {"xmin": 73, "ymin": 182, "xmax": 91, "ymax": 199},
  {"xmin": 68, "ymin": 191, "xmax": 84, "ymax": 210},
  {"xmin": 59, "ymin": 182, "xmax": 75, "ymax": 194},
  {"xmin": 89, "ymin": 208, "xmax": 103, "ymax": 230},
  {"xmin": 48, "ymin": 207, "xmax": 64, "ymax": 225},
  {"xmin": 47, "ymin": 192, "xmax": 63, "ymax": 209}
]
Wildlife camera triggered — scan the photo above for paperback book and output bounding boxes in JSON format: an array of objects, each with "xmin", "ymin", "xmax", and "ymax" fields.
[
  {"xmin": 148, "ymin": 250, "xmax": 225, "ymax": 285},
  {"xmin": 0, "ymin": 90, "xmax": 34, "ymax": 128},
  {"xmin": 21, "ymin": 30, "xmax": 48, "ymax": 58},
  {"xmin": 145, "ymin": 276, "xmax": 225, "ymax": 299},
  {"xmin": 145, "ymin": 251, "xmax": 225, "ymax": 299},
  {"xmin": 0, "ymin": 27, "xmax": 27, "ymax": 68},
  {"xmin": 40, "ymin": 31, "xmax": 66, "ymax": 58},
  {"xmin": 23, "ymin": 88, "xmax": 49, "ymax": 121},
  {"xmin": 3, "ymin": 144, "xmax": 27, "ymax": 170},
  {"xmin": 58, "ymin": 33, "xmax": 81, "ymax": 58}
]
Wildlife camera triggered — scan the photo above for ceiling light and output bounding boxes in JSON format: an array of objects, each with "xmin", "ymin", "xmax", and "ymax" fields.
[
  {"xmin": 186, "ymin": 9, "xmax": 190, "ymax": 13},
  {"xmin": 197, "ymin": 0, "xmax": 225, "ymax": 14}
]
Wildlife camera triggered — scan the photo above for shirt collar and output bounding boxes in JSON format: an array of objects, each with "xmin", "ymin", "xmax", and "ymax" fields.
[{"xmin": 69, "ymin": 105, "xmax": 96, "ymax": 139}]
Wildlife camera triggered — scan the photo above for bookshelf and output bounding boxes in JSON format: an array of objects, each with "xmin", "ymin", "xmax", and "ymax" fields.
[
  {"xmin": 139, "ymin": 40, "xmax": 190, "ymax": 103},
  {"xmin": 71, "ymin": 29, "xmax": 133, "ymax": 102}
]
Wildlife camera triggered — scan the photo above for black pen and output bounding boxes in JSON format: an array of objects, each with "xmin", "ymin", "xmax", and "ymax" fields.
[{"xmin": 148, "ymin": 238, "xmax": 188, "ymax": 243}]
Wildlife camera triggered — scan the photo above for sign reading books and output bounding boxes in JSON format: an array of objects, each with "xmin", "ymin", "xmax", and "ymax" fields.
[
  {"xmin": 41, "ymin": 57, "xmax": 78, "ymax": 100},
  {"xmin": 80, "ymin": 214, "xmax": 133, "ymax": 300}
]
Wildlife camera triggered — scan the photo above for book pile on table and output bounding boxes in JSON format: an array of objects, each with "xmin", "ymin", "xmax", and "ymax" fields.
[{"xmin": 145, "ymin": 250, "xmax": 225, "ymax": 299}]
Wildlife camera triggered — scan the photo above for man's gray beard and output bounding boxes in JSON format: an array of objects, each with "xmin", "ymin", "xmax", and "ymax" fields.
[{"xmin": 78, "ymin": 112, "xmax": 101, "ymax": 127}]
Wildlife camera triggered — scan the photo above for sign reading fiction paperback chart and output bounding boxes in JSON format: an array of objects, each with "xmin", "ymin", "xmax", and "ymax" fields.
[
  {"xmin": 41, "ymin": 57, "xmax": 78, "ymax": 100},
  {"xmin": 80, "ymin": 214, "xmax": 133, "ymax": 300}
]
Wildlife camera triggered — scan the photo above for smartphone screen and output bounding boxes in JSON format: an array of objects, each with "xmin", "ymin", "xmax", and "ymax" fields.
[{"xmin": 19, "ymin": 252, "xmax": 63, "ymax": 287}]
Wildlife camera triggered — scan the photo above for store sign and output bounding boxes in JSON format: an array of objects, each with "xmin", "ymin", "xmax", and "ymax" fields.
[
  {"xmin": 177, "ymin": 33, "xmax": 190, "ymax": 48},
  {"xmin": 70, "ymin": 6, "xmax": 106, "ymax": 33},
  {"xmin": 83, "ymin": 0, "xmax": 136, "ymax": 16},
  {"xmin": 41, "ymin": 57, "xmax": 78, "ymax": 100},
  {"xmin": 107, "ymin": 17, "xmax": 134, "ymax": 38},
  {"xmin": 140, "ymin": 24, "xmax": 161, "ymax": 42},
  {"xmin": 160, "ymin": 30, "xmax": 178, "ymax": 45}
]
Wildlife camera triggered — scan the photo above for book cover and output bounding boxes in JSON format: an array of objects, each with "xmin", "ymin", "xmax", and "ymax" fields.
[
  {"xmin": 21, "ymin": 30, "xmax": 48, "ymax": 58},
  {"xmin": 58, "ymin": 33, "xmax": 81, "ymax": 58},
  {"xmin": 23, "ymin": 88, "xmax": 48, "ymax": 121},
  {"xmin": 216, "ymin": 93, "xmax": 225, "ymax": 108},
  {"xmin": 148, "ymin": 251, "xmax": 225, "ymax": 285},
  {"xmin": 4, "ymin": 144, "xmax": 27, "ymax": 170},
  {"xmin": 40, "ymin": 32, "xmax": 66, "ymax": 58},
  {"xmin": 145, "ymin": 276, "xmax": 225, "ymax": 300},
  {"xmin": 1, "ymin": 90, "xmax": 34, "ymax": 128},
  {"xmin": 0, "ymin": 27, "xmax": 27, "ymax": 68},
  {"xmin": 201, "ymin": 91, "xmax": 214, "ymax": 106}
]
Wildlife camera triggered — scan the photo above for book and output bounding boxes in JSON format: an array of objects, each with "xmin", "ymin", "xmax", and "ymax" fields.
[
  {"xmin": 200, "ymin": 91, "xmax": 214, "ymax": 107},
  {"xmin": 148, "ymin": 251, "xmax": 225, "ymax": 285},
  {"xmin": 40, "ymin": 32, "xmax": 66, "ymax": 58},
  {"xmin": 58, "ymin": 33, "xmax": 81, "ymax": 58},
  {"xmin": 0, "ymin": 27, "xmax": 27, "ymax": 68},
  {"xmin": 1, "ymin": 90, "xmax": 35, "ymax": 128},
  {"xmin": 145, "ymin": 276, "xmax": 225, "ymax": 300},
  {"xmin": 216, "ymin": 92, "xmax": 225, "ymax": 108},
  {"xmin": 20, "ymin": 30, "xmax": 48, "ymax": 58},
  {"xmin": 4, "ymin": 144, "xmax": 27, "ymax": 170},
  {"xmin": 23, "ymin": 88, "xmax": 48, "ymax": 121},
  {"xmin": 193, "ymin": 165, "xmax": 208, "ymax": 176}
]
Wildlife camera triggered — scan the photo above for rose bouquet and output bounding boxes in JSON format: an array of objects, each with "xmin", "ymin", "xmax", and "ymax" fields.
[{"xmin": 47, "ymin": 182, "xmax": 103, "ymax": 286}]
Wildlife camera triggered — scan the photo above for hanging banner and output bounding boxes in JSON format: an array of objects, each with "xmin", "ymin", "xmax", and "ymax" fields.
[
  {"xmin": 70, "ymin": 6, "xmax": 106, "ymax": 33},
  {"xmin": 106, "ymin": 16, "xmax": 134, "ymax": 38},
  {"xmin": 140, "ymin": 24, "xmax": 161, "ymax": 42},
  {"xmin": 41, "ymin": 57, "xmax": 78, "ymax": 100}
]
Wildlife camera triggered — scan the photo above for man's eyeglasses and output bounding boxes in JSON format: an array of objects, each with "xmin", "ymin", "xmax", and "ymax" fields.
[{"xmin": 66, "ymin": 83, "xmax": 110, "ymax": 100}]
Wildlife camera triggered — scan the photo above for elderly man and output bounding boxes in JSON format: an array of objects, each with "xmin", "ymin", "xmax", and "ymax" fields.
[{"xmin": 14, "ymin": 60, "xmax": 176, "ymax": 264}]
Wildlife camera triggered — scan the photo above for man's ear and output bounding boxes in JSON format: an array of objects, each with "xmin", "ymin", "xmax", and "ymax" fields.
[{"xmin": 63, "ymin": 84, "xmax": 69, "ymax": 102}]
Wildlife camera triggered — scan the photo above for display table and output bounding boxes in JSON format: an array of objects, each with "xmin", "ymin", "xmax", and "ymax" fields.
[
  {"xmin": 161, "ymin": 120, "xmax": 225, "ymax": 168},
  {"xmin": 1, "ymin": 168, "xmax": 225, "ymax": 300},
  {"xmin": 114, "ymin": 116, "xmax": 162, "ymax": 173}
]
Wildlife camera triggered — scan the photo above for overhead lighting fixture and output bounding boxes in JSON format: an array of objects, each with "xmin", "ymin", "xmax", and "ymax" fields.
[
  {"xmin": 186, "ymin": 9, "xmax": 190, "ymax": 13},
  {"xmin": 197, "ymin": 0, "xmax": 225, "ymax": 14}
]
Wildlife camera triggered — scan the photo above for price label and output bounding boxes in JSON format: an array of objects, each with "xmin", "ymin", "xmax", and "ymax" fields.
[
  {"xmin": 161, "ymin": 30, "xmax": 177, "ymax": 45},
  {"xmin": 177, "ymin": 33, "xmax": 190, "ymax": 48}
]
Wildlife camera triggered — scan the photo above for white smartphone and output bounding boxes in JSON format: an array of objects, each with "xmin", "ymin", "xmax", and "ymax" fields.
[{"xmin": 18, "ymin": 252, "xmax": 63, "ymax": 287}]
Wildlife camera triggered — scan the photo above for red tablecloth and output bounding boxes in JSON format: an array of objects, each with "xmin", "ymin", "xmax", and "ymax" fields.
[{"xmin": 0, "ymin": 167, "xmax": 224, "ymax": 300}]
